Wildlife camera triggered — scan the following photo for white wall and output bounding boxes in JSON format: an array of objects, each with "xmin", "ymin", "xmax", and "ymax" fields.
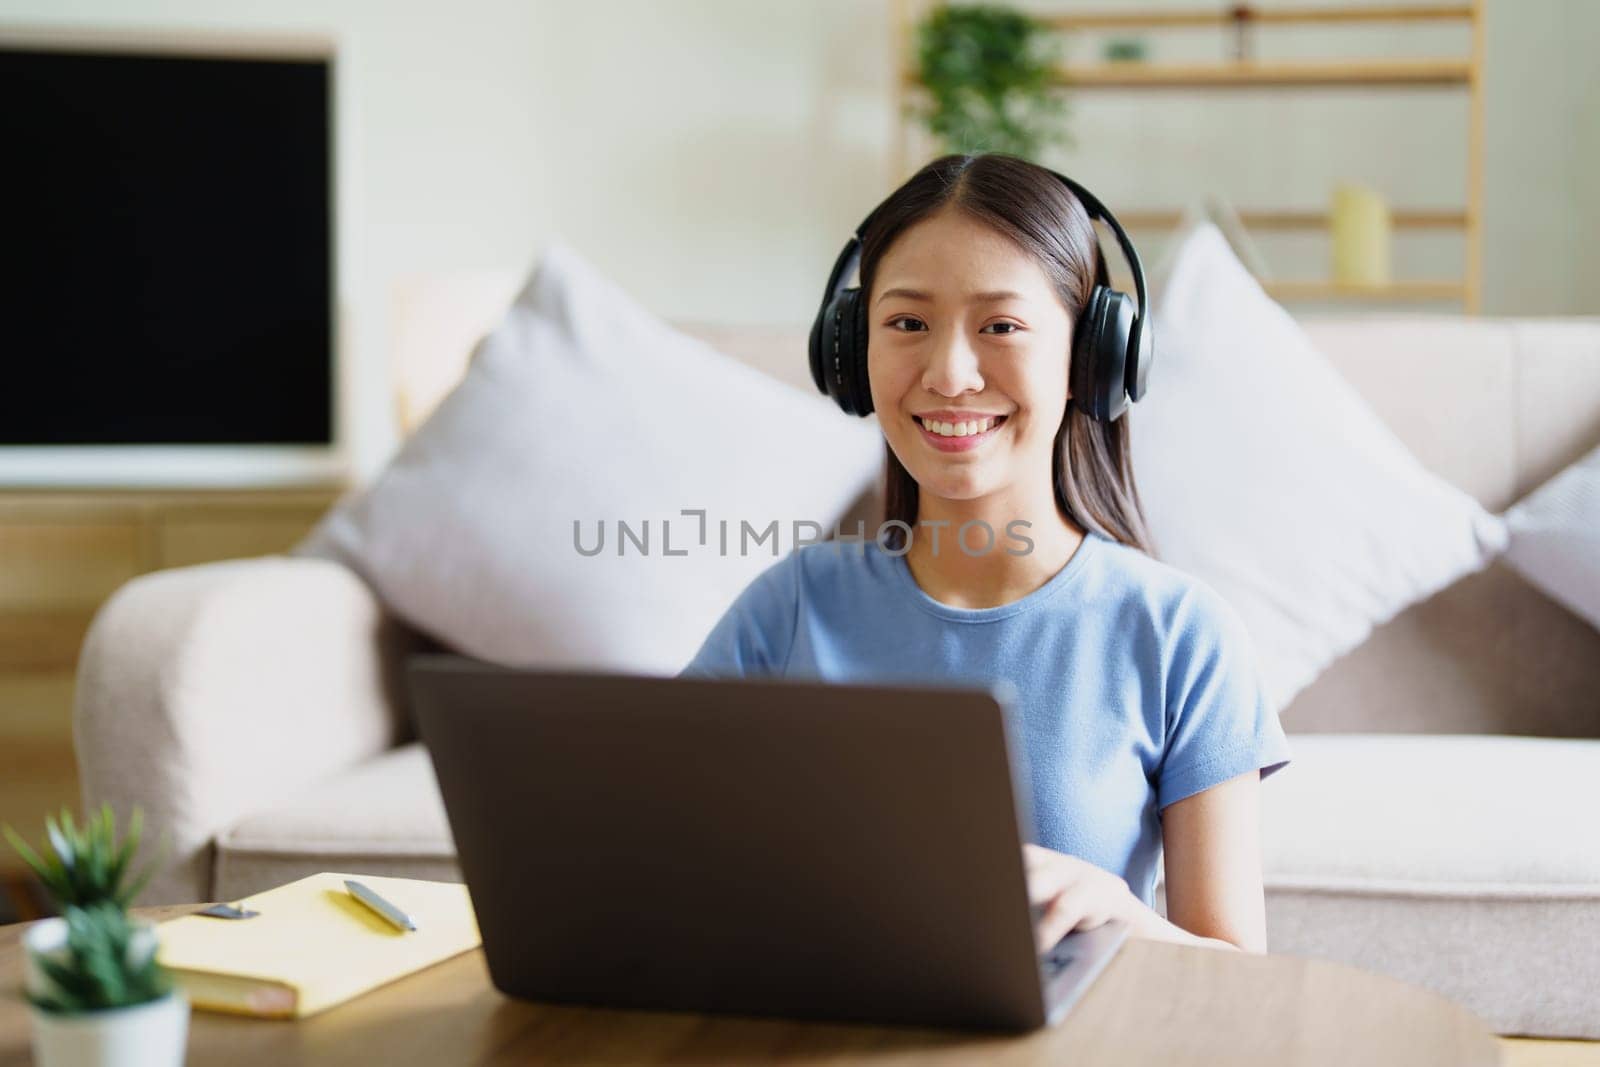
[
  {"xmin": 1567, "ymin": 2, "xmax": 1600, "ymax": 311},
  {"xmin": 2, "ymin": 0, "xmax": 1593, "ymax": 481},
  {"xmin": 1480, "ymin": 0, "xmax": 1594, "ymax": 314}
]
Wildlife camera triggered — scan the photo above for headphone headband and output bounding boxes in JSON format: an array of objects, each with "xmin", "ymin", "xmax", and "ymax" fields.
[
  {"xmin": 1046, "ymin": 173, "xmax": 1148, "ymax": 366},
  {"xmin": 835, "ymin": 171, "xmax": 1146, "ymax": 339}
]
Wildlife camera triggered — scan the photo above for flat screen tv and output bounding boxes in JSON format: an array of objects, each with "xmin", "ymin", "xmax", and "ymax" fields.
[{"xmin": 0, "ymin": 28, "xmax": 340, "ymax": 486}]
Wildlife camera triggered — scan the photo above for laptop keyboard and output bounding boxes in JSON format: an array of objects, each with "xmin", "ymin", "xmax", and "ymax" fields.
[{"xmin": 1041, "ymin": 939, "xmax": 1076, "ymax": 976}]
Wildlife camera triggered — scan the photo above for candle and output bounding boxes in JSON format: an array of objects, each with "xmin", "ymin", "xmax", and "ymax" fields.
[{"xmin": 1330, "ymin": 184, "xmax": 1392, "ymax": 286}]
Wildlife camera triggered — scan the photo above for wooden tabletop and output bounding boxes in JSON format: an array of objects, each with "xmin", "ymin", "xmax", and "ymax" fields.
[{"xmin": 0, "ymin": 905, "xmax": 1501, "ymax": 1066}]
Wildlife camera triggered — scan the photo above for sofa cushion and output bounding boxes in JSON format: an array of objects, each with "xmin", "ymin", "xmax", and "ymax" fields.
[
  {"xmin": 1504, "ymin": 440, "xmax": 1600, "ymax": 634},
  {"xmin": 297, "ymin": 240, "xmax": 883, "ymax": 677},
  {"xmin": 213, "ymin": 743, "xmax": 459, "ymax": 902},
  {"xmin": 1258, "ymin": 734, "xmax": 1599, "ymax": 890},
  {"xmin": 1134, "ymin": 224, "xmax": 1509, "ymax": 714},
  {"xmin": 1158, "ymin": 733, "xmax": 1600, "ymax": 1037}
]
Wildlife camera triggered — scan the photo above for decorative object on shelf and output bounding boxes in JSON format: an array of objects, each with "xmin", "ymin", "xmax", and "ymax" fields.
[
  {"xmin": 1228, "ymin": 4, "xmax": 1256, "ymax": 61},
  {"xmin": 1102, "ymin": 37, "xmax": 1148, "ymax": 62},
  {"xmin": 909, "ymin": 3, "xmax": 1071, "ymax": 159},
  {"xmin": 6, "ymin": 806, "xmax": 189, "ymax": 1067},
  {"xmin": 1330, "ymin": 183, "xmax": 1394, "ymax": 286}
]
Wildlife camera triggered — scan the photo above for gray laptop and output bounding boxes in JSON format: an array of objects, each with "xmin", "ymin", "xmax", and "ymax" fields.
[{"xmin": 407, "ymin": 654, "xmax": 1129, "ymax": 1032}]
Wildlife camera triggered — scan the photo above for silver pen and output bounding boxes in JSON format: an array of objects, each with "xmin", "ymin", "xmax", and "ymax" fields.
[{"xmin": 344, "ymin": 879, "xmax": 418, "ymax": 932}]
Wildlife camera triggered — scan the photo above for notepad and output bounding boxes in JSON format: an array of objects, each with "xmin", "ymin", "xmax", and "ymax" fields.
[{"xmin": 154, "ymin": 872, "xmax": 481, "ymax": 1019}]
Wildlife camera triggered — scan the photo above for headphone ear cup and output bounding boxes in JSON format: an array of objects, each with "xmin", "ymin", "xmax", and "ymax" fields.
[
  {"xmin": 808, "ymin": 296, "xmax": 832, "ymax": 398},
  {"xmin": 810, "ymin": 290, "xmax": 854, "ymax": 414},
  {"xmin": 1073, "ymin": 286, "xmax": 1135, "ymax": 422},
  {"xmin": 846, "ymin": 288, "xmax": 873, "ymax": 417},
  {"xmin": 1072, "ymin": 287, "xmax": 1110, "ymax": 421},
  {"xmin": 822, "ymin": 287, "xmax": 872, "ymax": 417}
]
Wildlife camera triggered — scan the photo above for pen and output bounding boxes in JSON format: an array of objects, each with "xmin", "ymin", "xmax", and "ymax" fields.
[{"xmin": 344, "ymin": 879, "xmax": 418, "ymax": 932}]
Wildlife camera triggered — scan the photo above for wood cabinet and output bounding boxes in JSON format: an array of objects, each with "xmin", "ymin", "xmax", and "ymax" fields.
[{"xmin": 0, "ymin": 488, "xmax": 341, "ymax": 879}]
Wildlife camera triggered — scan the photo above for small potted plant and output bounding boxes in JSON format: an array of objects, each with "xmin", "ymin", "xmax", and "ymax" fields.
[
  {"xmin": 909, "ymin": 3, "xmax": 1072, "ymax": 161},
  {"xmin": 4, "ymin": 805, "xmax": 189, "ymax": 1067}
]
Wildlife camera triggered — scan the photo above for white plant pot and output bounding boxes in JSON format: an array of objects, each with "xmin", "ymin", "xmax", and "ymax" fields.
[{"xmin": 21, "ymin": 916, "xmax": 191, "ymax": 1067}]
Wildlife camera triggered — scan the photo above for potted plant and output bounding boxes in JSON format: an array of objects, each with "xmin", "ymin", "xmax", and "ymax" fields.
[
  {"xmin": 909, "ymin": 3, "xmax": 1072, "ymax": 161},
  {"xmin": 4, "ymin": 805, "xmax": 188, "ymax": 1067}
]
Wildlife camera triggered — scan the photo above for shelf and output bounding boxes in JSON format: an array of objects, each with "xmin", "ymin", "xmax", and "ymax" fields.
[
  {"xmin": 1063, "ymin": 59, "xmax": 1470, "ymax": 88},
  {"xmin": 1041, "ymin": 5, "xmax": 1475, "ymax": 30},
  {"xmin": 901, "ymin": 58, "xmax": 1471, "ymax": 90},
  {"xmin": 1119, "ymin": 209, "xmax": 1469, "ymax": 231},
  {"xmin": 1263, "ymin": 280, "xmax": 1468, "ymax": 301}
]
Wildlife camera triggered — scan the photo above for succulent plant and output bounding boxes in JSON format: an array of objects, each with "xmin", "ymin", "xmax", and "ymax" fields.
[
  {"xmin": 26, "ymin": 900, "xmax": 174, "ymax": 1014},
  {"xmin": 7, "ymin": 805, "xmax": 178, "ymax": 1015},
  {"xmin": 2, "ymin": 803, "xmax": 165, "ymax": 911}
]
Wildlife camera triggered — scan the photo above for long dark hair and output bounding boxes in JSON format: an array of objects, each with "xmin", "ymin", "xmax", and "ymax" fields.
[{"xmin": 859, "ymin": 153, "xmax": 1157, "ymax": 558}]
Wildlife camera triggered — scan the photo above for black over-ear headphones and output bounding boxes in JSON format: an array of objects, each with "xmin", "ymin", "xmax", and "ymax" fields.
[{"xmin": 807, "ymin": 168, "xmax": 1153, "ymax": 422}]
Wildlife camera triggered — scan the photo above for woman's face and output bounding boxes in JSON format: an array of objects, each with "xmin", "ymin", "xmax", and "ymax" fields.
[{"xmin": 867, "ymin": 207, "xmax": 1075, "ymax": 508}]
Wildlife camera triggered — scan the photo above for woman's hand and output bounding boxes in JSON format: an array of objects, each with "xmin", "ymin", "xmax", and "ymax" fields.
[{"xmin": 1024, "ymin": 843, "xmax": 1141, "ymax": 952}]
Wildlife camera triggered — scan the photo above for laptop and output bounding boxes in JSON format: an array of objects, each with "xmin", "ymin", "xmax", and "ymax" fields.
[{"xmin": 407, "ymin": 654, "xmax": 1129, "ymax": 1032}]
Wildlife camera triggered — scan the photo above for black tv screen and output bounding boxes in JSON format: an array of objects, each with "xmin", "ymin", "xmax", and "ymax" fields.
[{"xmin": 0, "ymin": 42, "xmax": 333, "ymax": 446}]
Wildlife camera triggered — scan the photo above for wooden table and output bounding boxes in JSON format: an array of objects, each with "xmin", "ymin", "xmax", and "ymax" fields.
[{"xmin": 0, "ymin": 905, "xmax": 1501, "ymax": 1066}]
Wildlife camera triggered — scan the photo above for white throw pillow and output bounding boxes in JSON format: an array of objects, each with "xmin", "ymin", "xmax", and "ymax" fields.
[
  {"xmin": 1503, "ymin": 442, "xmax": 1600, "ymax": 631},
  {"xmin": 1130, "ymin": 223, "xmax": 1508, "ymax": 712},
  {"xmin": 297, "ymin": 241, "xmax": 883, "ymax": 675}
]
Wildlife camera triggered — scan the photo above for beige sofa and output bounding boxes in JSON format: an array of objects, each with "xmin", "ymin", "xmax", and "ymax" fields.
[{"xmin": 74, "ymin": 308, "xmax": 1600, "ymax": 1039}]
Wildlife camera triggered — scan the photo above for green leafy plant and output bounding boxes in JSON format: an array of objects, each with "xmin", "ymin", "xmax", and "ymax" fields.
[
  {"xmin": 909, "ymin": 3, "xmax": 1071, "ymax": 160},
  {"xmin": 2, "ymin": 803, "xmax": 165, "ymax": 910},
  {"xmin": 1103, "ymin": 37, "xmax": 1149, "ymax": 63},
  {"xmin": 26, "ymin": 900, "xmax": 174, "ymax": 1014},
  {"xmin": 6, "ymin": 805, "xmax": 178, "ymax": 1016}
]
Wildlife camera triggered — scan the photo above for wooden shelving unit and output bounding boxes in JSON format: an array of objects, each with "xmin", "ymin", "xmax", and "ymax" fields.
[
  {"xmin": 890, "ymin": 1, "xmax": 1485, "ymax": 311},
  {"xmin": 1118, "ymin": 208, "xmax": 1468, "ymax": 231},
  {"xmin": 1051, "ymin": 57, "xmax": 1470, "ymax": 88},
  {"xmin": 1037, "ymin": 3, "xmax": 1473, "ymax": 28},
  {"xmin": 1264, "ymin": 279, "xmax": 1467, "ymax": 302},
  {"xmin": 900, "ymin": 57, "xmax": 1470, "ymax": 89}
]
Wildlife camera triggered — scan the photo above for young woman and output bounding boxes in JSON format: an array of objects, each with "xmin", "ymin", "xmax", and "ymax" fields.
[{"xmin": 681, "ymin": 153, "xmax": 1290, "ymax": 954}]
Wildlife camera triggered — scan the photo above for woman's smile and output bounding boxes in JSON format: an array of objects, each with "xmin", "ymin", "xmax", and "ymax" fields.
[{"xmin": 914, "ymin": 413, "xmax": 1009, "ymax": 453}]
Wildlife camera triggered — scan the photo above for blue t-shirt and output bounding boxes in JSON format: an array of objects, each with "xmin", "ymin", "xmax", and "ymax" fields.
[{"xmin": 677, "ymin": 528, "xmax": 1292, "ymax": 908}]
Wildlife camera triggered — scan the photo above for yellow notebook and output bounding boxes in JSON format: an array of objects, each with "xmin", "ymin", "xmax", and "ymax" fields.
[{"xmin": 154, "ymin": 872, "xmax": 481, "ymax": 1019}]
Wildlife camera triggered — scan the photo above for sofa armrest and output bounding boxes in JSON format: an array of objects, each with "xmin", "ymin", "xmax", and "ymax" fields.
[{"xmin": 73, "ymin": 556, "xmax": 422, "ymax": 906}]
